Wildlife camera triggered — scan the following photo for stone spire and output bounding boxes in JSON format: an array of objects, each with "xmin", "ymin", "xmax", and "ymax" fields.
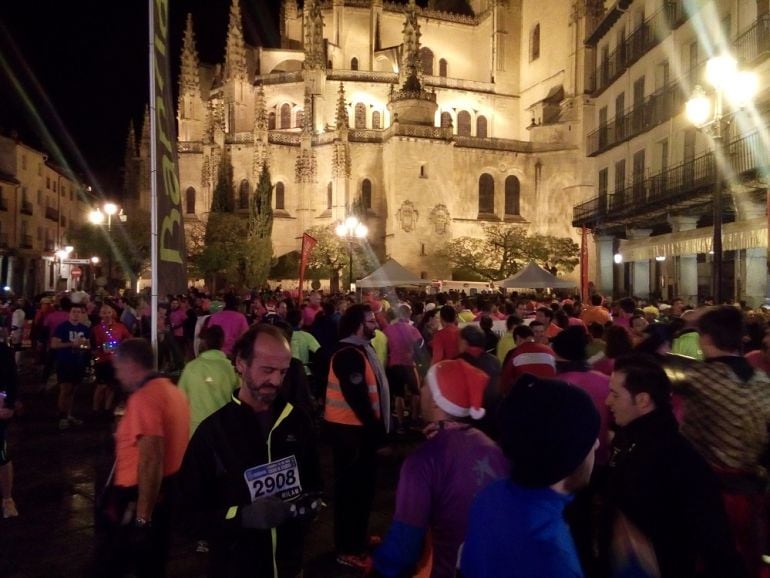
[
  {"xmin": 303, "ymin": 0, "xmax": 325, "ymax": 70},
  {"xmin": 335, "ymin": 83, "xmax": 349, "ymax": 131},
  {"xmin": 140, "ymin": 106, "xmax": 151, "ymax": 157},
  {"xmin": 225, "ymin": 0, "xmax": 248, "ymax": 81},
  {"xmin": 302, "ymin": 92, "xmax": 314, "ymax": 136},
  {"xmin": 124, "ymin": 122, "xmax": 137, "ymax": 163},
  {"xmin": 253, "ymin": 85, "xmax": 268, "ymax": 134},
  {"xmin": 252, "ymin": 86, "xmax": 270, "ymax": 175},
  {"xmin": 400, "ymin": 0, "xmax": 424, "ymax": 89},
  {"xmin": 179, "ymin": 14, "xmax": 200, "ymax": 98}
]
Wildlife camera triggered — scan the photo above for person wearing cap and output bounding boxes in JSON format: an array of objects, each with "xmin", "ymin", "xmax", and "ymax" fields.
[
  {"xmin": 603, "ymin": 354, "xmax": 746, "ymax": 578},
  {"xmin": 548, "ymin": 326, "xmax": 611, "ymax": 575},
  {"xmin": 459, "ymin": 375, "xmax": 600, "ymax": 578},
  {"xmin": 457, "ymin": 325, "xmax": 501, "ymax": 439},
  {"xmin": 499, "ymin": 325, "xmax": 556, "ymax": 396},
  {"xmin": 372, "ymin": 359, "xmax": 508, "ymax": 578},
  {"xmin": 207, "ymin": 293, "xmax": 249, "ymax": 359},
  {"xmin": 325, "ymin": 304, "xmax": 391, "ymax": 570}
]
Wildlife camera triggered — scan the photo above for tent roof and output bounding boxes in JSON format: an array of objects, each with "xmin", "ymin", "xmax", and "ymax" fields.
[
  {"xmin": 498, "ymin": 261, "xmax": 576, "ymax": 289},
  {"xmin": 357, "ymin": 259, "xmax": 431, "ymax": 287}
]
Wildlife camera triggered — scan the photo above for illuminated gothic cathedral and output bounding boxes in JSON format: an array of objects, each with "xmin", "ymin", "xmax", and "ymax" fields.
[{"xmin": 126, "ymin": 0, "xmax": 602, "ymax": 281}]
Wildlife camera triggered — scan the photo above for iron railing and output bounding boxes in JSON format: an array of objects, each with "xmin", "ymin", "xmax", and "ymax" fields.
[
  {"xmin": 21, "ymin": 234, "xmax": 33, "ymax": 249},
  {"xmin": 45, "ymin": 206, "xmax": 59, "ymax": 221},
  {"xmin": 734, "ymin": 13, "xmax": 770, "ymax": 65},
  {"xmin": 572, "ymin": 128, "xmax": 767, "ymax": 227},
  {"xmin": 20, "ymin": 200, "xmax": 33, "ymax": 215},
  {"xmin": 0, "ymin": 197, "xmax": 7, "ymax": 211}
]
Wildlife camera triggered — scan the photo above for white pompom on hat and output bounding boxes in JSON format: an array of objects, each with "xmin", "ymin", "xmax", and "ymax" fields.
[{"xmin": 426, "ymin": 359, "xmax": 488, "ymax": 420}]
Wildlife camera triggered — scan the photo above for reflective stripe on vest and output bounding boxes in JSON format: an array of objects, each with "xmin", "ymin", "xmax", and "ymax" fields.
[{"xmin": 325, "ymin": 346, "xmax": 380, "ymax": 426}]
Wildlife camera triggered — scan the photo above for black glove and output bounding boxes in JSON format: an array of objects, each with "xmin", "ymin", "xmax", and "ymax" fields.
[
  {"xmin": 240, "ymin": 497, "xmax": 293, "ymax": 529},
  {"xmin": 286, "ymin": 492, "xmax": 325, "ymax": 521}
]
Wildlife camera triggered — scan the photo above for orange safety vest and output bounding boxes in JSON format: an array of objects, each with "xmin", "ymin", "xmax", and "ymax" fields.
[{"xmin": 325, "ymin": 346, "xmax": 381, "ymax": 426}]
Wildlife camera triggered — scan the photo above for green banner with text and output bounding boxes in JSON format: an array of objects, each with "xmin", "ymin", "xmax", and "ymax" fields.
[{"xmin": 153, "ymin": 0, "xmax": 186, "ymax": 296}]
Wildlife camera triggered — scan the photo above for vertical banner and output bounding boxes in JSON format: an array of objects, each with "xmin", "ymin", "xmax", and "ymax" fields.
[
  {"xmin": 298, "ymin": 233, "xmax": 317, "ymax": 302},
  {"xmin": 151, "ymin": 0, "xmax": 186, "ymax": 298},
  {"xmin": 580, "ymin": 226, "xmax": 590, "ymax": 301}
]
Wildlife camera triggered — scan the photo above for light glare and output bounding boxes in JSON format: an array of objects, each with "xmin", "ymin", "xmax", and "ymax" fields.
[{"xmin": 706, "ymin": 55, "xmax": 737, "ymax": 89}]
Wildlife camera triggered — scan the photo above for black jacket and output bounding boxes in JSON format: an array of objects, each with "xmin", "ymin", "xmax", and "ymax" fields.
[
  {"xmin": 178, "ymin": 392, "xmax": 322, "ymax": 578},
  {"xmin": 605, "ymin": 410, "xmax": 746, "ymax": 578}
]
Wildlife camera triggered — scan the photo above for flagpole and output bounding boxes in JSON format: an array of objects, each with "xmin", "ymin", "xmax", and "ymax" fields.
[{"xmin": 149, "ymin": 0, "xmax": 159, "ymax": 369}]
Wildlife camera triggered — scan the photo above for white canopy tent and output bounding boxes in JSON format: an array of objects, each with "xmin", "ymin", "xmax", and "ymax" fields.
[
  {"xmin": 357, "ymin": 259, "xmax": 432, "ymax": 288},
  {"xmin": 498, "ymin": 261, "xmax": 576, "ymax": 289}
]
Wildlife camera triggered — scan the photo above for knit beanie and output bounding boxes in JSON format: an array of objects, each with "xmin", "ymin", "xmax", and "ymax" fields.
[
  {"xmin": 499, "ymin": 374, "xmax": 600, "ymax": 487},
  {"xmin": 426, "ymin": 359, "xmax": 489, "ymax": 420},
  {"xmin": 551, "ymin": 325, "xmax": 588, "ymax": 361}
]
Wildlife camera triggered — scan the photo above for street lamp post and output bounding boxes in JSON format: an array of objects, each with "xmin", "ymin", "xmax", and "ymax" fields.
[
  {"xmin": 54, "ymin": 245, "xmax": 74, "ymax": 290},
  {"xmin": 686, "ymin": 55, "xmax": 758, "ymax": 304},
  {"xmin": 89, "ymin": 202, "xmax": 127, "ymax": 290},
  {"xmin": 335, "ymin": 215, "xmax": 368, "ymax": 293}
]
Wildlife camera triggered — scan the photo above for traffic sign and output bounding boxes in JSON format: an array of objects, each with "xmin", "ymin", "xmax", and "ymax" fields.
[{"xmin": 62, "ymin": 259, "xmax": 92, "ymax": 265}]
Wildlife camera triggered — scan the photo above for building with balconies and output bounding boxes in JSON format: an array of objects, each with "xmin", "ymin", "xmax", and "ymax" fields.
[
  {"xmin": 573, "ymin": 0, "xmax": 770, "ymax": 305},
  {"xmin": 0, "ymin": 135, "xmax": 91, "ymax": 296},
  {"xmin": 124, "ymin": 0, "xmax": 602, "ymax": 280}
]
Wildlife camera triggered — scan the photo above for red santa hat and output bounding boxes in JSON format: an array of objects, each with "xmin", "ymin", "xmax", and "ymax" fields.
[{"xmin": 425, "ymin": 359, "xmax": 488, "ymax": 420}]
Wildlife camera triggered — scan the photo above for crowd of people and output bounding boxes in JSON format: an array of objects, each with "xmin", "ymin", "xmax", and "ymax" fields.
[{"xmin": 2, "ymin": 285, "xmax": 770, "ymax": 577}]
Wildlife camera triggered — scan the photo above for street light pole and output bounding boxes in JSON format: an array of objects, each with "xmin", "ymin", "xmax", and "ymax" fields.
[
  {"xmin": 336, "ymin": 215, "xmax": 368, "ymax": 293},
  {"xmin": 686, "ymin": 55, "xmax": 758, "ymax": 305}
]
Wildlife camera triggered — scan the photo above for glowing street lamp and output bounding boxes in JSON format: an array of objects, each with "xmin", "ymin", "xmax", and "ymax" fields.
[
  {"xmin": 336, "ymin": 215, "xmax": 368, "ymax": 292},
  {"xmin": 685, "ymin": 55, "xmax": 758, "ymax": 304},
  {"xmin": 89, "ymin": 201, "xmax": 125, "ymax": 231}
]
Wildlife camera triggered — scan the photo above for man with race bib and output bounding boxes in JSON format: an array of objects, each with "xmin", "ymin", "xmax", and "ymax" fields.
[{"xmin": 179, "ymin": 324, "xmax": 322, "ymax": 578}]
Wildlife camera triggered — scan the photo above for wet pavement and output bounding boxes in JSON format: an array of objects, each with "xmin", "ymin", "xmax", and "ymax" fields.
[{"xmin": 0, "ymin": 358, "xmax": 417, "ymax": 578}]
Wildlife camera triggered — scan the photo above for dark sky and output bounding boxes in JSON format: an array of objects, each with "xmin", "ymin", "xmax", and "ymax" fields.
[{"xmin": 0, "ymin": 0, "xmax": 282, "ymax": 194}]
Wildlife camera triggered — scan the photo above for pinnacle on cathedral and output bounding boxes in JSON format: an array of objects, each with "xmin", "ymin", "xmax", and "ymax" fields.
[
  {"xmin": 400, "ymin": 0, "xmax": 424, "ymax": 91},
  {"xmin": 180, "ymin": 14, "xmax": 201, "ymax": 98},
  {"xmin": 302, "ymin": 92, "xmax": 314, "ymax": 135},
  {"xmin": 335, "ymin": 83, "xmax": 349, "ymax": 130},
  {"xmin": 303, "ymin": 0, "xmax": 325, "ymax": 70},
  {"xmin": 254, "ymin": 86, "xmax": 268, "ymax": 133},
  {"xmin": 225, "ymin": 0, "xmax": 248, "ymax": 81}
]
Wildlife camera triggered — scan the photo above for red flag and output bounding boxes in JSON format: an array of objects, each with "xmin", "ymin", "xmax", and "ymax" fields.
[
  {"xmin": 298, "ymin": 233, "xmax": 317, "ymax": 301},
  {"xmin": 580, "ymin": 226, "xmax": 590, "ymax": 302}
]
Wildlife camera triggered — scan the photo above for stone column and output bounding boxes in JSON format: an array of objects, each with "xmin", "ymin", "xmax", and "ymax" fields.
[
  {"xmin": 668, "ymin": 215, "xmax": 699, "ymax": 304},
  {"xmin": 627, "ymin": 229, "xmax": 652, "ymax": 298},
  {"xmin": 595, "ymin": 234, "xmax": 614, "ymax": 296}
]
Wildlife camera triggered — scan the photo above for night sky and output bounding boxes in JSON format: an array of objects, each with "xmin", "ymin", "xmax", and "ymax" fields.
[{"xmin": 0, "ymin": 0, "xmax": 283, "ymax": 194}]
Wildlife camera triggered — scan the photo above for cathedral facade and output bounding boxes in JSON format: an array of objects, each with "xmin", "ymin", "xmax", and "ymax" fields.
[{"xmin": 129, "ymin": 0, "xmax": 600, "ymax": 282}]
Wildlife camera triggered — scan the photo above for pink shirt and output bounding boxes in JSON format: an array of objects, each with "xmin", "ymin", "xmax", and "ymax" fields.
[
  {"xmin": 746, "ymin": 350, "xmax": 770, "ymax": 374},
  {"xmin": 383, "ymin": 320, "xmax": 423, "ymax": 366},
  {"xmin": 557, "ymin": 370, "xmax": 611, "ymax": 466},
  {"xmin": 169, "ymin": 308, "xmax": 186, "ymax": 337},
  {"xmin": 302, "ymin": 304, "xmax": 321, "ymax": 328},
  {"xmin": 44, "ymin": 310, "xmax": 69, "ymax": 340},
  {"xmin": 208, "ymin": 310, "xmax": 249, "ymax": 356}
]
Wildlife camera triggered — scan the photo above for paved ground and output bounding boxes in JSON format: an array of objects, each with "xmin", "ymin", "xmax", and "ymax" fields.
[{"xmin": 0, "ymin": 357, "xmax": 418, "ymax": 578}]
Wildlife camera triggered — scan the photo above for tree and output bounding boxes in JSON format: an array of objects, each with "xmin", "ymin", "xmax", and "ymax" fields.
[
  {"xmin": 210, "ymin": 150, "xmax": 234, "ymax": 213},
  {"xmin": 439, "ymin": 224, "xmax": 579, "ymax": 281},
  {"xmin": 305, "ymin": 224, "xmax": 377, "ymax": 293},
  {"xmin": 196, "ymin": 213, "xmax": 249, "ymax": 289},
  {"xmin": 243, "ymin": 163, "xmax": 274, "ymax": 288}
]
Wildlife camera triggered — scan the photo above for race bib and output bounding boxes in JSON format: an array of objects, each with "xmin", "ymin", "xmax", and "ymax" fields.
[{"xmin": 244, "ymin": 455, "xmax": 302, "ymax": 502}]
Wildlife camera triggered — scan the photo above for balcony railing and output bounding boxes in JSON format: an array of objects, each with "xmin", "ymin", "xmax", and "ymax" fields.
[
  {"xmin": 589, "ymin": 2, "xmax": 683, "ymax": 95},
  {"xmin": 0, "ymin": 197, "xmax": 7, "ymax": 211},
  {"xmin": 44, "ymin": 240, "xmax": 55, "ymax": 252},
  {"xmin": 734, "ymin": 13, "xmax": 770, "ymax": 65},
  {"xmin": 45, "ymin": 206, "xmax": 59, "ymax": 221},
  {"xmin": 20, "ymin": 200, "xmax": 33, "ymax": 215},
  {"xmin": 21, "ymin": 234, "xmax": 33, "ymax": 249},
  {"xmin": 573, "ymin": 128, "xmax": 765, "ymax": 227},
  {"xmin": 587, "ymin": 85, "xmax": 683, "ymax": 156}
]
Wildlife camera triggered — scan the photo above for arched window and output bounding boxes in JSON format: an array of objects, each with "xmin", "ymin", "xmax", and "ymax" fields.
[
  {"xmin": 362, "ymin": 179, "xmax": 372, "ymax": 209},
  {"xmin": 295, "ymin": 110, "xmax": 304, "ymax": 128},
  {"xmin": 275, "ymin": 182, "xmax": 285, "ymax": 210},
  {"xmin": 239, "ymin": 179, "xmax": 250, "ymax": 210},
  {"xmin": 185, "ymin": 186, "xmax": 196, "ymax": 214},
  {"xmin": 354, "ymin": 103, "xmax": 366, "ymax": 129},
  {"xmin": 351, "ymin": 57, "xmax": 359, "ymax": 70},
  {"xmin": 531, "ymin": 23, "xmax": 540, "ymax": 61},
  {"xmin": 372, "ymin": 111, "xmax": 381, "ymax": 129},
  {"xmin": 420, "ymin": 47, "xmax": 434, "ymax": 76},
  {"xmin": 505, "ymin": 176, "xmax": 520, "ymax": 216},
  {"xmin": 280, "ymin": 103, "xmax": 291, "ymax": 129},
  {"xmin": 268, "ymin": 112, "xmax": 276, "ymax": 130},
  {"xmin": 439, "ymin": 58, "xmax": 448, "ymax": 77},
  {"xmin": 457, "ymin": 111, "xmax": 471, "ymax": 136},
  {"xmin": 477, "ymin": 115, "xmax": 488, "ymax": 138},
  {"xmin": 440, "ymin": 111, "xmax": 452, "ymax": 128},
  {"xmin": 327, "ymin": 182, "xmax": 333, "ymax": 209},
  {"xmin": 478, "ymin": 173, "xmax": 495, "ymax": 215}
]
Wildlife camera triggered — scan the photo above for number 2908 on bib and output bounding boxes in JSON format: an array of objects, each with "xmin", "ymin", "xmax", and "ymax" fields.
[{"xmin": 244, "ymin": 455, "xmax": 302, "ymax": 502}]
